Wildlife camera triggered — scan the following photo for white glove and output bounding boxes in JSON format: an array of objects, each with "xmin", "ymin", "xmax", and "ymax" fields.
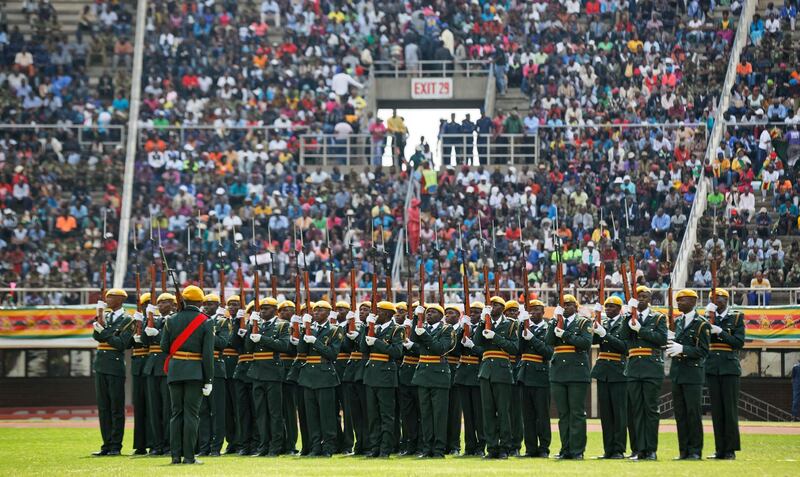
[
  {"xmin": 365, "ymin": 336, "xmax": 377, "ymax": 346},
  {"xmin": 706, "ymin": 302, "xmax": 718, "ymax": 313},
  {"xmin": 133, "ymin": 334, "xmax": 142, "ymax": 343},
  {"xmin": 710, "ymin": 324, "xmax": 723, "ymax": 335},
  {"xmin": 628, "ymin": 298, "xmax": 639, "ymax": 309},
  {"xmin": 403, "ymin": 339, "xmax": 414, "ymax": 349},
  {"xmin": 346, "ymin": 311, "xmax": 356, "ymax": 320},
  {"xmin": 249, "ymin": 312, "xmax": 260, "ymax": 324},
  {"xmin": 592, "ymin": 303, "xmax": 603, "ymax": 313},
  {"xmin": 146, "ymin": 304, "xmax": 158, "ymax": 316},
  {"xmin": 93, "ymin": 320, "xmax": 105, "ymax": 333},
  {"xmin": 665, "ymin": 342, "xmax": 683, "ymax": 357},
  {"xmin": 414, "ymin": 305, "xmax": 425, "ymax": 316},
  {"xmin": 481, "ymin": 306, "xmax": 491, "ymax": 318},
  {"xmin": 144, "ymin": 326, "xmax": 159, "ymax": 337},
  {"xmin": 460, "ymin": 315, "xmax": 471, "ymax": 326},
  {"xmin": 237, "ymin": 327, "xmax": 247, "ymax": 337},
  {"xmin": 346, "ymin": 331, "xmax": 359, "ymax": 340},
  {"xmin": 403, "ymin": 318, "xmax": 413, "ymax": 328},
  {"xmin": 303, "ymin": 334, "xmax": 317, "ymax": 344},
  {"xmin": 133, "ymin": 311, "xmax": 144, "ymax": 322},
  {"xmin": 415, "ymin": 327, "xmax": 425, "ymax": 336},
  {"xmin": 366, "ymin": 313, "xmax": 377, "ymax": 324},
  {"xmin": 628, "ymin": 319, "xmax": 641, "ymax": 332},
  {"xmin": 202, "ymin": 384, "xmax": 213, "ymax": 396},
  {"xmin": 215, "ymin": 306, "xmax": 227, "ymax": 318},
  {"xmin": 482, "ymin": 329, "xmax": 495, "ymax": 340},
  {"xmin": 553, "ymin": 305, "xmax": 564, "ymax": 317},
  {"xmin": 667, "ymin": 330, "xmax": 675, "ymax": 340},
  {"xmin": 593, "ymin": 323, "xmax": 607, "ymax": 338},
  {"xmin": 522, "ymin": 329, "xmax": 534, "ymax": 341},
  {"xmin": 554, "ymin": 326, "xmax": 565, "ymax": 338},
  {"xmin": 302, "ymin": 313, "xmax": 313, "ymax": 324},
  {"xmin": 328, "ymin": 311, "xmax": 338, "ymax": 321},
  {"xmin": 290, "ymin": 336, "xmax": 299, "ymax": 345},
  {"xmin": 518, "ymin": 309, "xmax": 530, "ymax": 321},
  {"xmin": 236, "ymin": 309, "xmax": 245, "ymax": 319},
  {"xmin": 291, "ymin": 315, "xmax": 301, "ymax": 324},
  {"xmin": 96, "ymin": 300, "xmax": 107, "ymax": 312},
  {"xmin": 622, "ymin": 305, "xmax": 631, "ymax": 315},
  {"xmin": 250, "ymin": 333, "xmax": 262, "ymax": 343},
  {"xmin": 462, "ymin": 336, "xmax": 475, "ymax": 348}
]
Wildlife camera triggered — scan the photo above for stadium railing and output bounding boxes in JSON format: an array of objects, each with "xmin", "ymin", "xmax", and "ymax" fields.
[
  {"xmin": 0, "ymin": 124, "xmax": 127, "ymax": 146},
  {"xmin": 372, "ymin": 60, "xmax": 490, "ymax": 78}
]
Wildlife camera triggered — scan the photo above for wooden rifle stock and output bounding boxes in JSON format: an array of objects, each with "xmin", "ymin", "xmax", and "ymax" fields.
[
  {"xmin": 709, "ymin": 257, "xmax": 718, "ymax": 325},
  {"xmin": 97, "ymin": 262, "xmax": 107, "ymax": 326},
  {"xmin": 463, "ymin": 258, "xmax": 472, "ymax": 339},
  {"xmin": 252, "ymin": 268, "xmax": 260, "ymax": 334},
  {"xmin": 161, "ymin": 268, "xmax": 167, "ymax": 294},
  {"xmin": 135, "ymin": 270, "xmax": 142, "ymax": 334},
  {"xmin": 667, "ymin": 284, "xmax": 675, "ymax": 331},
  {"xmin": 198, "ymin": 262, "xmax": 204, "ymax": 288},
  {"xmin": 330, "ymin": 269, "xmax": 336, "ymax": 305},
  {"xmin": 293, "ymin": 275, "xmax": 301, "ymax": 338},
  {"xmin": 418, "ymin": 263, "xmax": 425, "ymax": 328},
  {"xmin": 237, "ymin": 266, "xmax": 245, "ymax": 329},
  {"xmin": 368, "ymin": 271, "xmax": 377, "ymax": 337},
  {"xmin": 348, "ymin": 269, "xmax": 356, "ymax": 333},
  {"xmin": 556, "ymin": 261, "xmax": 564, "ymax": 329},
  {"xmin": 483, "ymin": 264, "xmax": 491, "ymax": 331},
  {"xmin": 629, "ymin": 256, "xmax": 638, "ymax": 324},
  {"xmin": 148, "ymin": 264, "xmax": 156, "ymax": 328},
  {"xmin": 522, "ymin": 261, "xmax": 530, "ymax": 332},
  {"xmin": 219, "ymin": 267, "xmax": 226, "ymax": 305},
  {"xmin": 303, "ymin": 271, "xmax": 311, "ymax": 336},
  {"xmin": 386, "ymin": 275, "xmax": 392, "ymax": 302},
  {"xmin": 596, "ymin": 263, "xmax": 605, "ymax": 325}
]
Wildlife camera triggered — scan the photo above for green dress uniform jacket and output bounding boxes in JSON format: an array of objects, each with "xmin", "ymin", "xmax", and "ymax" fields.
[
  {"xmin": 471, "ymin": 316, "xmax": 519, "ymax": 384},
  {"xmin": 706, "ymin": 309, "xmax": 745, "ymax": 456},
  {"xmin": 398, "ymin": 324, "xmax": 421, "ymax": 455},
  {"xmin": 245, "ymin": 318, "xmax": 291, "ymax": 382},
  {"xmin": 361, "ymin": 321, "xmax": 404, "ymax": 455},
  {"xmin": 590, "ymin": 314, "xmax": 628, "ymax": 457},
  {"xmin": 516, "ymin": 320, "xmax": 553, "ymax": 387},
  {"xmin": 591, "ymin": 316, "xmax": 628, "ymax": 382},
  {"xmin": 141, "ymin": 314, "xmax": 171, "ymax": 454},
  {"xmin": 129, "ymin": 324, "xmax": 150, "ymax": 453},
  {"xmin": 142, "ymin": 316, "xmax": 168, "ymax": 377},
  {"xmin": 706, "ymin": 310, "xmax": 745, "ymax": 376},
  {"xmin": 517, "ymin": 319, "xmax": 553, "ymax": 457},
  {"xmin": 670, "ymin": 311, "xmax": 710, "ymax": 458},
  {"xmin": 198, "ymin": 315, "xmax": 232, "ymax": 454},
  {"xmin": 342, "ymin": 324, "xmax": 369, "ymax": 454},
  {"xmin": 453, "ymin": 322, "xmax": 484, "ymax": 455},
  {"xmin": 409, "ymin": 322, "xmax": 456, "ymax": 388}
]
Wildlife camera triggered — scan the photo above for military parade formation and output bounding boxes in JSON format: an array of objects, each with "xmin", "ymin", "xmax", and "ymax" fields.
[{"xmin": 91, "ymin": 234, "xmax": 746, "ymax": 464}]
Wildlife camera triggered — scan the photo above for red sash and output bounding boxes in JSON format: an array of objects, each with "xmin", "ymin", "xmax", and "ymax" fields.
[{"xmin": 163, "ymin": 312, "xmax": 208, "ymax": 374}]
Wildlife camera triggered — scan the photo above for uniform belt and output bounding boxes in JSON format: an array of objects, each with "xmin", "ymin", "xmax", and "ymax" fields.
[
  {"xmin": 253, "ymin": 352, "xmax": 281, "ymax": 360},
  {"xmin": 173, "ymin": 351, "xmax": 202, "ymax": 361},
  {"xmin": 295, "ymin": 353, "xmax": 307, "ymax": 362},
  {"xmin": 238, "ymin": 354, "xmax": 254, "ymax": 362},
  {"xmin": 97, "ymin": 343, "xmax": 117, "ymax": 351},
  {"xmin": 459, "ymin": 355, "xmax": 479, "ymax": 365},
  {"xmin": 132, "ymin": 348, "xmax": 148, "ymax": 357},
  {"xmin": 521, "ymin": 353, "xmax": 544, "ymax": 363},
  {"xmin": 350, "ymin": 352, "xmax": 364, "ymax": 360},
  {"xmin": 305, "ymin": 356, "xmax": 328, "ymax": 364},
  {"xmin": 554, "ymin": 345, "xmax": 576, "ymax": 354},
  {"xmin": 482, "ymin": 350, "xmax": 510, "ymax": 360},
  {"xmin": 598, "ymin": 352, "xmax": 622, "ymax": 361},
  {"xmin": 369, "ymin": 353, "xmax": 390, "ymax": 362},
  {"xmin": 628, "ymin": 347, "xmax": 657, "ymax": 358},
  {"xmin": 214, "ymin": 351, "xmax": 221, "ymax": 359},
  {"xmin": 148, "ymin": 345, "xmax": 162, "ymax": 354},
  {"xmin": 280, "ymin": 353, "xmax": 294, "ymax": 361},
  {"xmin": 446, "ymin": 356, "xmax": 460, "ymax": 365},
  {"xmin": 709, "ymin": 343, "xmax": 733, "ymax": 352},
  {"xmin": 419, "ymin": 354, "xmax": 446, "ymax": 364},
  {"xmin": 336, "ymin": 353, "xmax": 351, "ymax": 360},
  {"xmin": 223, "ymin": 348, "xmax": 239, "ymax": 357},
  {"xmin": 402, "ymin": 356, "xmax": 420, "ymax": 365}
]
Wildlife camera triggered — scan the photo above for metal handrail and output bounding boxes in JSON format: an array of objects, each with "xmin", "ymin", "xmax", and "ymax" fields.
[
  {"xmin": 372, "ymin": 60, "xmax": 490, "ymax": 78},
  {"xmin": 0, "ymin": 123, "xmax": 126, "ymax": 146}
]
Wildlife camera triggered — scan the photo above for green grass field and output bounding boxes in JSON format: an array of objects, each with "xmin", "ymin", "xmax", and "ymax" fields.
[{"xmin": 1, "ymin": 425, "xmax": 798, "ymax": 476}]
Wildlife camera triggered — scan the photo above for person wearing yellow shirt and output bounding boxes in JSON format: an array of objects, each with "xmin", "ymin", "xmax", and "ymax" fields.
[
  {"xmin": 386, "ymin": 109, "xmax": 408, "ymax": 166},
  {"xmin": 591, "ymin": 222, "xmax": 611, "ymax": 244}
]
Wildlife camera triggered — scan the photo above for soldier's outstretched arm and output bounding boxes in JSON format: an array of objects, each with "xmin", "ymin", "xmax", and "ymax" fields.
[
  {"xmin": 639, "ymin": 315, "xmax": 668, "ymax": 346},
  {"xmin": 680, "ymin": 322, "xmax": 710, "ymax": 359},
  {"xmin": 718, "ymin": 313, "xmax": 746, "ymax": 349},
  {"xmin": 530, "ymin": 329, "xmax": 553, "ymax": 359},
  {"xmin": 492, "ymin": 322, "xmax": 519, "ymax": 356},
  {"xmin": 312, "ymin": 328, "xmax": 344, "ymax": 361},
  {"xmin": 563, "ymin": 320, "xmax": 592, "ymax": 350},
  {"xmin": 373, "ymin": 327, "xmax": 404, "ymax": 360},
  {"xmin": 263, "ymin": 323, "xmax": 291, "ymax": 352},
  {"xmin": 427, "ymin": 327, "xmax": 456, "ymax": 355}
]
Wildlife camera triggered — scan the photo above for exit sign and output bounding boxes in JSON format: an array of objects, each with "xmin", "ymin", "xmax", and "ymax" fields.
[{"xmin": 410, "ymin": 78, "xmax": 453, "ymax": 99}]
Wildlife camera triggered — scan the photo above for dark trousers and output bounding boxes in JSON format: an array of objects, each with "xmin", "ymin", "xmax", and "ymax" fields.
[
  {"xmin": 336, "ymin": 384, "xmax": 352, "ymax": 452},
  {"xmin": 672, "ymin": 382, "xmax": 704, "ymax": 457},
  {"xmin": 707, "ymin": 374, "xmax": 741, "ymax": 454},
  {"xmin": 147, "ymin": 375, "xmax": 170, "ymax": 452},
  {"xmin": 398, "ymin": 384, "xmax": 420, "ymax": 453},
  {"xmin": 234, "ymin": 379, "xmax": 256, "ymax": 452},
  {"xmin": 521, "ymin": 385, "xmax": 550, "ymax": 455},
  {"xmin": 169, "ymin": 380, "xmax": 203, "ymax": 462},
  {"xmin": 198, "ymin": 376, "xmax": 226, "ymax": 453},
  {"xmin": 345, "ymin": 382, "xmax": 369, "ymax": 453},
  {"xmin": 132, "ymin": 373, "xmax": 149, "ymax": 452},
  {"xmin": 597, "ymin": 380, "xmax": 627, "ymax": 456},
  {"xmin": 480, "ymin": 379, "xmax": 512, "ymax": 454},
  {"xmin": 418, "ymin": 386, "xmax": 449, "ymax": 456},
  {"xmin": 446, "ymin": 383, "xmax": 462, "ymax": 453},
  {"xmin": 282, "ymin": 382, "xmax": 299, "ymax": 453},
  {"xmin": 224, "ymin": 376, "xmax": 237, "ymax": 450},
  {"xmin": 304, "ymin": 386, "xmax": 338, "ymax": 454},
  {"xmin": 95, "ymin": 372, "xmax": 125, "ymax": 452},
  {"xmin": 628, "ymin": 379, "xmax": 660, "ymax": 454},
  {"xmin": 460, "ymin": 385, "xmax": 484, "ymax": 454},
  {"xmin": 367, "ymin": 385, "xmax": 396, "ymax": 455},
  {"xmin": 252, "ymin": 379, "xmax": 284, "ymax": 454},
  {"xmin": 551, "ymin": 382, "xmax": 588, "ymax": 456},
  {"xmin": 295, "ymin": 384, "xmax": 310, "ymax": 454},
  {"xmin": 510, "ymin": 385, "xmax": 523, "ymax": 452}
]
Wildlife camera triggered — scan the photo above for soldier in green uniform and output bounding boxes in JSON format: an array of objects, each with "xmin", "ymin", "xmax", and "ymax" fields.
[
  {"xmin": 619, "ymin": 286, "xmax": 667, "ymax": 461},
  {"xmin": 398, "ymin": 301, "xmax": 421, "ymax": 456},
  {"xmin": 705, "ymin": 288, "xmax": 745, "ymax": 460},
  {"xmin": 130, "ymin": 292, "xmax": 152, "ymax": 455},
  {"xmin": 334, "ymin": 300, "xmax": 354, "ymax": 454},
  {"xmin": 361, "ymin": 301, "xmax": 404, "ymax": 457},
  {"xmin": 443, "ymin": 304, "xmax": 462, "ymax": 456},
  {"xmin": 222, "ymin": 295, "xmax": 242, "ymax": 454},
  {"xmin": 468, "ymin": 296, "xmax": 519, "ymax": 459},
  {"xmin": 545, "ymin": 294, "xmax": 592, "ymax": 460},
  {"xmin": 245, "ymin": 296, "xmax": 290, "ymax": 456},
  {"xmin": 342, "ymin": 302, "xmax": 371, "ymax": 454},
  {"xmin": 502, "ymin": 300, "xmax": 524, "ymax": 457},
  {"xmin": 297, "ymin": 300, "xmax": 345, "ymax": 457},
  {"xmin": 277, "ymin": 300, "xmax": 300, "ymax": 455},
  {"xmin": 160, "ymin": 285, "xmax": 215, "ymax": 465},
  {"xmin": 197, "ymin": 293, "xmax": 230, "ymax": 456},
  {"xmin": 516, "ymin": 299, "xmax": 552, "ymax": 458},
  {"xmin": 288, "ymin": 303, "xmax": 311, "ymax": 455},
  {"xmin": 590, "ymin": 295, "xmax": 628, "ymax": 459},
  {"xmin": 230, "ymin": 301, "xmax": 258, "ymax": 455},
  {"xmin": 667, "ymin": 289, "xmax": 710, "ymax": 460},
  {"xmin": 455, "ymin": 301, "xmax": 485, "ymax": 457},
  {"xmin": 142, "ymin": 292, "xmax": 177, "ymax": 455},
  {"xmin": 408, "ymin": 303, "xmax": 456, "ymax": 458},
  {"xmin": 91, "ymin": 288, "xmax": 134, "ymax": 456}
]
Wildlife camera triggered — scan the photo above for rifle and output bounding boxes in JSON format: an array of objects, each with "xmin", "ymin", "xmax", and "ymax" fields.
[
  {"xmin": 379, "ymin": 218, "xmax": 392, "ymax": 302},
  {"xmin": 434, "ymin": 221, "xmax": 444, "ymax": 308},
  {"xmin": 664, "ymin": 247, "xmax": 675, "ymax": 331},
  {"xmin": 293, "ymin": 223, "xmax": 302, "ymax": 338},
  {"xmin": 159, "ymin": 245, "xmax": 184, "ymax": 311},
  {"xmin": 709, "ymin": 256, "xmax": 718, "ymax": 325},
  {"xmin": 368, "ymin": 222, "xmax": 378, "ymax": 338},
  {"xmin": 554, "ymin": 208, "xmax": 564, "ymax": 329},
  {"xmin": 418, "ymin": 261, "xmax": 425, "ymax": 329},
  {"xmin": 492, "ymin": 220, "xmax": 500, "ymax": 298},
  {"xmin": 300, "ymin": 227, "xmax": 311, "ymax": 336},
  {"xmin": 133, "ymin": 226, "xmax": 142, "ymax": 334},
  {"xmin": 347, "ymin": 217, "xmax": 357, "ymax": 333},
  {"xmin": 629, "ymin": 255, "xmax": 639, "ymax": 325},
  {"xmin": 235, "ymin": 225, "xmax": 246, "ymax": 330},
  {"xmin": 216, "ymin": 220, "xmax": 226, "ymax": 305},
  {"xmin": 252, "ymin": 260, "xmax": 260, "ymax": 335},
  {"xmin": 96, "ymin": 210, "xmax": 108, "ymax": 326},
  {"xmin": 148, "ymin": 264, "xmax": 156, "ymax": 328},
  {"xmin": 459, "ymin": 224, "xmax": 471, "ymax": 339},
  {"xmin": 518, "ymin": 211, "xmax": 530, "ymax": 332},
  {"xmin": 405, "ymin": 224, "xmax": 413, "ymax": 336},
  {"xmin": 596, "ymin": 262, "xmax": 605, "ymax": 325},
  {"xmin": 328, "ymin": 222, "xmax": 336, "ymax": 304},
  {"xmin": 479, "ymin": 215, "xmax": 491, "ymax": 331},
  {"xmin": 267, "ymin": 219, "xmax": 277, "ymax": 298}
]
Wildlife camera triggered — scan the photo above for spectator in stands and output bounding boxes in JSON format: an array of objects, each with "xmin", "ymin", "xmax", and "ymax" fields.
[
  {"xmin": 748, "ymin": 271, "xmax": 772, "ymax": 305},
  {"xmin": 651, "ymin": 208, "xmax": 671, "ymax": 240}
]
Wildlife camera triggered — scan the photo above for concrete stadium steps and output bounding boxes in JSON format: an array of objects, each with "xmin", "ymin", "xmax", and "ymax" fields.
[
  {"xmin": 492, "ymin": 89, "xmax": 531, "ymax": 115},
  {"xmin": 5, "ymin": 0, "xmax": 87, "ymax": 37}
]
